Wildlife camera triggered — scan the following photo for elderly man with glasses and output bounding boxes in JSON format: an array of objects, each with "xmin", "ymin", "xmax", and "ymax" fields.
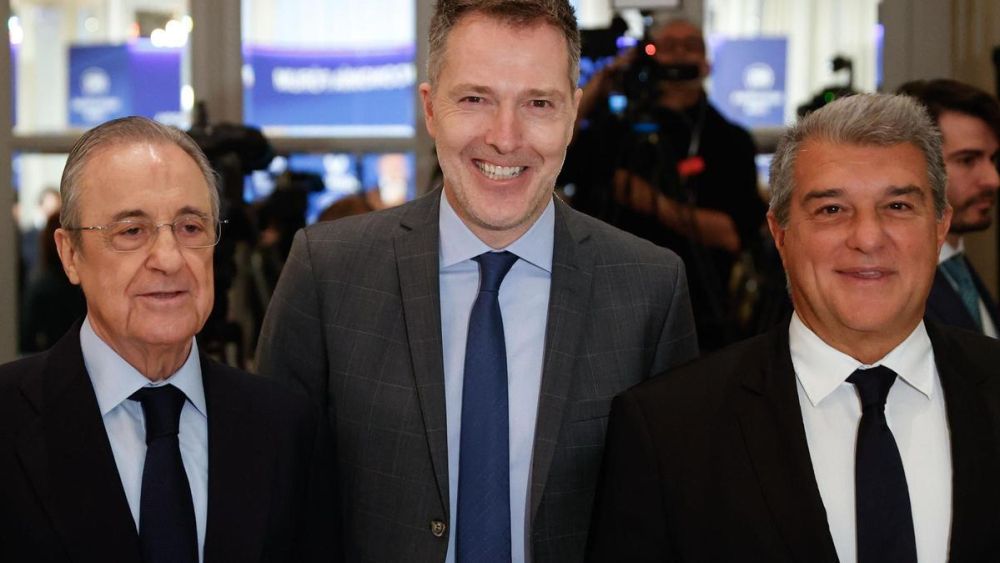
[{"xmin": 0, "ymin": 116, "xmax": 339, "ymax": 563}]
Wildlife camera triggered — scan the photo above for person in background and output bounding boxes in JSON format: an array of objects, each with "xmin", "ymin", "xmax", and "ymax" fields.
[
  {"xmin": 0, "ymin": 116, "xmax": 338, "ymax": 563},
  {"xmin": 899, "ymin": 78, "xmax": 1000, "ymax": 336},
  {"xmin": 19, "ymin": 186, "xmax": 62, "ymax": 279},
  {"xmin": 588, "ymin": 94, "xmax": 1000, "ymax": 562},
  {"xmin": 566, "ymin": 18, "xmax": 766, "ymax": 352},
  {"xmin": 256, "ymin": 1, "xmax": 698, "ymax": 561},
  {"xmin": 17, "ymin": 187, "xmax": 62, "ymax": 326},
  {"xmin": 19, "ymin": 211, "xmax": 86, "ymax": 353},
  {"xmin": 316, "ymin": 153, "xmax": 412, "ymax": 222}
]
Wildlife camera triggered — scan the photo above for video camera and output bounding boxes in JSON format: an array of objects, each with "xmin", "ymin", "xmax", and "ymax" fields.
[
  {"xmin": 580, "ymin": 16, "xmax": 700, "ymax": 120},
  {"xmin": 621, "ymin": 40, "xmax": 699, "ymax": 117}
]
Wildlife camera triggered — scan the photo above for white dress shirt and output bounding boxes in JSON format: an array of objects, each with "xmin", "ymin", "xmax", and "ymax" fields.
[
  {"xmin": 80, "ymin": 316, "xmax": 209, "ymax": 562},
  {"xmin": 439, "ymin": 193, "xmax": 553, "ymax": 563},
  {"xmin": 789, "ymin": 312, "xmax": 952, "ymax": 563},
  {"xmin": 939, "ymin": 239, "xmax": 998, "ymax": 337}
]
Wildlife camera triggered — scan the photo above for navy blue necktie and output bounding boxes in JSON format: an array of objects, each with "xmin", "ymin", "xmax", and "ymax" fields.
[
  {"xmin": 130, "ymin": 384, "xmax": 198, "ymax": 563},
  {"xmin": 847, "ymin": 366, "xmax": 917, "ymax": 563},
  {"xmin": 457, "ymin": 251, "xmax": 518, "ymax": 563}
]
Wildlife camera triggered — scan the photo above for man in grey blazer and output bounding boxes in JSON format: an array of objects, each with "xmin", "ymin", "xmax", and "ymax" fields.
[{"xmin": 256, "ymin": 1, "xmax": 698, "ymax": 561}]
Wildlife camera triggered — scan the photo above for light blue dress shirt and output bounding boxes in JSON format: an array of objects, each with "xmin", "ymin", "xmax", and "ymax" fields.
[
  {"xmin": 439, "ymin": 193, "xmax": 554, "ymax": 563},
  {"xmin": 80, "ymin": 317, "xmax": 209, "ymax": 562}
]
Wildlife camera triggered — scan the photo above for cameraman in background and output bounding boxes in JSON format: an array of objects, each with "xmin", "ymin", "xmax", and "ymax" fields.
[{"xmin": 564, "ymin": 18, "xmax": 766, "ymax": 352}]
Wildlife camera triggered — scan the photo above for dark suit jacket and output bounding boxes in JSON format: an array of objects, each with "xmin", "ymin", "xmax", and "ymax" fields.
[
  {"xmin": 926, "ymin": 258, "xmax": 1000, "ymax": 334},
  {"xmin": 588, "ymin": 319, "xmax": 1000, "ymax": 562},
  {"xmin": 0, "ymin": 323, "xmax": 339, "ymax": 563},
  {"xmin": 256, "ymin": 190, "xmax": 699, "ymax": 562}
]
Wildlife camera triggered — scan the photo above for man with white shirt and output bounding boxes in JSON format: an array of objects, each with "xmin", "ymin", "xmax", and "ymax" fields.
[
  {"xmin": 0, "ymin": 116, "xmax": 337, "ymax": 562},
  {"xmin": 588, "ymin": 94, "xmax": 1000, "ymax": 562},
  {"xmin": 899, "ymin": 79, "xmax": 1000, "ymax": 337},
  {"xmin": 256, "ymin": 1, "xmax": 698, "ymax": 561}
]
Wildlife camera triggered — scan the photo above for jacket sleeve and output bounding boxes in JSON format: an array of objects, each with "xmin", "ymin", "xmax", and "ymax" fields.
[
  {"xmin": 651, "ymin": 256, "xmax": 699, "ymax": 376},
  {"xmin": 256, "ymin": 228, "xmax": 330, "ymax": 414},
  {"xmin": 587, "ymin": 391, "xmax": 677, "ymax": 562},
  {"xmin": 297, "ymin": 403, "xmax": 343, "ymax": 562}
]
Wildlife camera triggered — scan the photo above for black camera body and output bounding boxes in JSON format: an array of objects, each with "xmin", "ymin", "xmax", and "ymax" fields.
[{"xmin": 623, "ymin": 49, "xmax": 700, "ymax": 109}]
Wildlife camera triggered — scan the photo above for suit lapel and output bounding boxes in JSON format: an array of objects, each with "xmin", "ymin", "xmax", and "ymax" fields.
[
  {"xmin": 529, "ymin": 200, "xmax": 595, "ymax": 520},
  {"xmin": 15, "ymin": 325, "xmax": 141, "ymax": 562},
  {"xmin": 927, "ymin": 270, "xmax": 977, "ymax": 330},
  {"xmin": 201, "ymin": 358, "xmax": 273, "ymax": 562},
  {"xmin": 394, "ymin": 191, "xmax": 451, "ymax": 514},
  {"xmin": 735, "ymin": 323, "xmax": 839, "ymax": 563},
  {"xmin": 927, "ymin": 323, "xmax": 1000, "ymax": 561},
  {"xmin": 967, "ymin": 258, "xmax": 1000, "ymax": 329},
  {"xmin": 928, "ymin": 266, "xmax": 999, "ymax": 333}
]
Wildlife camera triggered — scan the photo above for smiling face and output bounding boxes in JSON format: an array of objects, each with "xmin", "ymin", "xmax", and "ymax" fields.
[
  {"xmin": 55, "ymin": 141, "xmax": 215, "ymax": 368},
  {"xmin": 420, "ymin": 13, "xmax": 581, "ymax": 248},
  {"xmin": 938, "ymin": 110, "xmax": 1000, "ymax": 241},
  {"xmin": 768, "ymin": 139, "xmax": 951, "ymax": 362}
]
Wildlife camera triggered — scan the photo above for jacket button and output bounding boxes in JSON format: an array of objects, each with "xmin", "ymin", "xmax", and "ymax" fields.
[{"xmin": 430, "ymin": 520, "xmax": 447, "ymax": 538}]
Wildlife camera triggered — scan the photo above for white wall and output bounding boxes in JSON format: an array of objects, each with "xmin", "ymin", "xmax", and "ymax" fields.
[
  {"xmin": 880, "ymin": 0, "xmax": 952, "ymax": 92},
  {"xmin": 706, "ymin": 0, "xmax": 880, "ymax": 124}
]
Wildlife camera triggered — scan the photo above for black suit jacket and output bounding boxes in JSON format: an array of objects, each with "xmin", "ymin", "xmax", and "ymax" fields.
[
  {"xmin": 926, "ymin": 259, "xmax": 1000, "ymax": 334},
  {"xmin": 587, "ymin": 319, "xmax": 1000, "ymax": 562},
  {"xmin": 0, "ymin": 323, "xmax": 339, "ymax": 562}
]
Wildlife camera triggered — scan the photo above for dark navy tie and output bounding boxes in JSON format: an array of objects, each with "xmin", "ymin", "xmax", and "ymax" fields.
[
  {"xmin": 457, "ymin": 251, "xmax": 518, "ymax": 563},
  {"xmin": 847, "ymin": 366, "xmax": 917, "ymax": 563},
  {"xmin": 130, "ymin": 384, "xmax": 198, "ymax": 563}
]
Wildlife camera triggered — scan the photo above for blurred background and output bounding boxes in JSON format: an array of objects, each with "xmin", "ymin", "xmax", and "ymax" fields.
[{"xmin": 1, "ymin": 0, "xmax": 998, "ymax": 365}]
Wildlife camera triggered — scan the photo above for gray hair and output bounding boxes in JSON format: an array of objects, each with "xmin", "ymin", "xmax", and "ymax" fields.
[
  {"xmin": 769, "ymin": 93, "xmax": 948, "ymax": 227},
  {"xmin": 59, "ymin": 116, "xmax": 219, "ymax": 241},
  {"xmin": 427, "ymin": 0, "xmax": 581, "ymax": 89}
]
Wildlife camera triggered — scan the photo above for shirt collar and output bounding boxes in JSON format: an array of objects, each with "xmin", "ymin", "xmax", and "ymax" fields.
[
  {"xmin": 438, "ymin": 190, "xmax": 554, "ymax": 272},
  {"xmin": 80, "ymin": 316, "xmax": 207, "ymax": 417},
  {"xmin": 788, "ymin": 311, "xmax": 936, "ymax": 407},
  {"xmin": 939, "ymin": 238, "xmax": 963, "ymax": 264}
]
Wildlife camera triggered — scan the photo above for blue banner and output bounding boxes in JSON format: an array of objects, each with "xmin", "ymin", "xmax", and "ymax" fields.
[
  {"xmin": 243, "ymin": 45, "xmax": 416, "ymax": 136},
  {"xmin": 129, "ymin": 42, "xmax": 183, "ymax": 122},
  {"xmin": 709, "ymin": 37, "xmax": 787, "ymax": 128},
  {"xmin": 68, "ymin": 41, "xmax": 181, "ymax": 127}
]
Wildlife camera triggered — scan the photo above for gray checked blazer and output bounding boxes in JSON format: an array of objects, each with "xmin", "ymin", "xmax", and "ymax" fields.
[{"xmin": 256, "ymin": 189, "xmax": 698, "ymax": 562}]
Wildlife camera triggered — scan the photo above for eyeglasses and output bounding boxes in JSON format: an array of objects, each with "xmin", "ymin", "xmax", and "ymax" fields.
[{"xmin": 66, "ymin": 214, "xmax": 225, "ymax": 252}]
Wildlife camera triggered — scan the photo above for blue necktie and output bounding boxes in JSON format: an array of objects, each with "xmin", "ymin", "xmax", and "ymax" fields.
[
  {"xmin": 847, "ymin": 366, "xmax": 916, "ymax": 563},
  {"xmin": 130, "ymin": 384, "xmax": 198, "ymax": 563},
  {"xmin": 940, "ymin": 254, "xmax": 983, "ymax": 330},
  {"xmin": 457, "ymin": 251, "xmax": 518, "ymax": 563}
]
